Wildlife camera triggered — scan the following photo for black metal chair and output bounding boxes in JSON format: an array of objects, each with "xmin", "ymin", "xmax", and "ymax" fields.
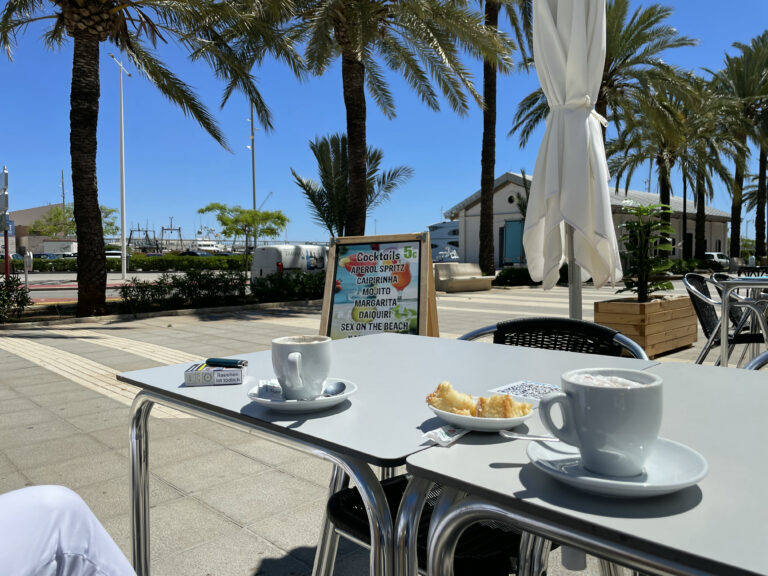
[
  {"xmin": 319, "ymin": 317, "xmax": 647, "ymax": 576},
  {"xmin": 683, "ymin": 273, "xmax": 767, "ymax": 366},
  {"xmin": 745, "ymin": 349, "xmax": 768, "ymax": 370},
  {"xmin": 459, "ymin": 316, "xmax": 648, "ymax": 359}
]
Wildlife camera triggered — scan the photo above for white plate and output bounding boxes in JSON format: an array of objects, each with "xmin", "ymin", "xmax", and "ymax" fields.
[
  {"xmin": 247, "ymin": 378, "xmax": 357, "ymax": 413},
  {"xmin": 427, "ymin": 404, "xmax": 534, "ymax": 432},
  {"xmin": 526, "ymin": 438, "xmax": 708, "ymax": 498}
]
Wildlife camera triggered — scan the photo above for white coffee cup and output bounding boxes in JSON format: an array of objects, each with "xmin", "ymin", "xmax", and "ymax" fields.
[
  {"xmin": 539, "ymin": 368, "xmax": 663, "ymax": 477},
  {"xmin": 271, "ymin": 335, "xmax": 332, "ymax": 400}
]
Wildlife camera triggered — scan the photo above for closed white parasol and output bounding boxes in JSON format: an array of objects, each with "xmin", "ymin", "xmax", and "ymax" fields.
[{"xmin": 523, "ymin": 0, "xmax": 622, "ymax": 318}]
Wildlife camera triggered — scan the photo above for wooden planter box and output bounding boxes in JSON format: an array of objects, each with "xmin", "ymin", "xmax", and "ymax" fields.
[{"xmin": 594, "ymin": 295, "xmax": 697, "ymax": 359}]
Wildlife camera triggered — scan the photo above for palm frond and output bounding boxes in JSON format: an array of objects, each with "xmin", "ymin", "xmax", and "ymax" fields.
[{"xmin": 125, "ymin": 37, "xmax": 230, "ymax": 150}]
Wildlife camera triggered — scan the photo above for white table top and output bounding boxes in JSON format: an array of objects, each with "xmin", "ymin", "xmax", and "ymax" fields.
[
  {"xmin": 407, "ymin": 360, "xmax": 768, "ymax": 575},
  {"xmin": 117, "ymin": 333, "xmax": 655, "ymax": 466}
]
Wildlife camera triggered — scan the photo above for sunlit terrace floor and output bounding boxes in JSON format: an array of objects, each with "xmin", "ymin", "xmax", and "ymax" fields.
[{"xmin": 0, "ymin": 281, "xmax": 713, "ymax": 575}]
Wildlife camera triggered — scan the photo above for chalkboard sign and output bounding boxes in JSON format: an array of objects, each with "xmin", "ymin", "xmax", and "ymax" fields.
[{"xmin": 320, "ymin": 233, "xmax": 438, "ymax": 339}]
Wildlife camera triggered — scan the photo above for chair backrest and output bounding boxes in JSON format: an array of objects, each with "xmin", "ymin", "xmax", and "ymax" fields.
[
  {"xmin": 683, "ymin": 273, "xmax": 720, "ymax": 339},
  {"xmin": 711, "ymin": 273, "xmax": 747, "ymax": 326},
  {"xmin": 745, "ymin": 349, "xmax": 768, "ymax": 370},
  {"xmin": 459, "ymin": 317, "xmax": 648, "ymax": 360}
]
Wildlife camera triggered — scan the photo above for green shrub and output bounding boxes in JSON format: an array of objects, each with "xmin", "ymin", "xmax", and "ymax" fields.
[
  {"xmin": 0, "ymin": 274, "xmax": 32, "ymax": 322},
  {"xmin": 119, "ymin": 270, "xmax": 248, "ymax": 313},
  {"xmin": 250, "ymin": 271, "xmax": 326, "ymax": 302}
]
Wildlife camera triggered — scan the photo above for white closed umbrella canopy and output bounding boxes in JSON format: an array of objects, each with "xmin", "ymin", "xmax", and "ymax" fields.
[{"xmin": 523, "ymin": 0, "xmax": 622, "ymax": 291}]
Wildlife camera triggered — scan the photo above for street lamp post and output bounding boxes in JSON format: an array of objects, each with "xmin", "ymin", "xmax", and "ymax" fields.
[
  {"xmin": 109, "ymin": 53, "xmax": 130, "ymax": 280},
  {"xmin": 247, "ymin": 103, "xmax": 257, "ymax": 253}
]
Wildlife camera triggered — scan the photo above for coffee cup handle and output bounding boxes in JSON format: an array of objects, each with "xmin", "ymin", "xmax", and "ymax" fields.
[
  {"xmin": 285, "ymin": 352, "xmax": 303, "ymax": 390},
  {"xmin": 538, "ymin": 393, "xmax": 581, "ymax": 447}
]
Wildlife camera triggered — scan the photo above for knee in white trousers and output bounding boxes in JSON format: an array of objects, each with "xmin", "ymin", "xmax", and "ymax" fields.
[{"xmin": 0, "ymin": 485, "xmax": 135, "ymax": 576}]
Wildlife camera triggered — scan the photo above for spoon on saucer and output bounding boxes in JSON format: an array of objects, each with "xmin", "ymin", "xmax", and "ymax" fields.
[
  {"xmin": 321, "ymin": 381, "xmax": 346, "ymax": 397},
  {"xmin": 499, "ymin": 430, "xmax": 559, "ymax": 442}
]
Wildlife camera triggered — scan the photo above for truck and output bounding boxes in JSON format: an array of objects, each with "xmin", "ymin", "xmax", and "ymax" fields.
[
  {"xmin": 251, "ymin": 244, "xmax": 329, "ymax": 281},
  {"xmin": 42, "ymin": 241, "xmax": 78, "ymax": 256}
]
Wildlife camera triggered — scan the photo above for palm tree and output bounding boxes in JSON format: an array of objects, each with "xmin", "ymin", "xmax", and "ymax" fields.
[
  {"xmin": 676, "ymin": 76, "xmax": 741, "ymax": 260},
  {"xmin": 293, "ymin": 0, "xmax": 513, "ymax": 236},
  {"xmin": 608, "ymin": 79, "xmax": 688, "ymax": 227},
  {"xmin": 0, "ymin": 0, "xmax": 297, "ymax": 316},
  {"xmin": 479, "ymin": 0, "xmax": 531, "ymax": 275},
  {"xmin": 291, "ymin": 133, "xmax": 413, "ymax": 237},
  {"xmin": 511, "ymin": 0, "xmax": 695, "ymax": 147},
  {"xmin": 733, "ymin": 32, "xmax": 768, "ymax": 259},
  {"xmin": 709, "ymin": 34, "xmax": 768, "ymax": 259}
]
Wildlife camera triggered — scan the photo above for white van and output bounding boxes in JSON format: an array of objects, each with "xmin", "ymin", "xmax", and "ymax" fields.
[{"xmin": 251, "ymin": 245, "xmax": 329, "ymax": 280}]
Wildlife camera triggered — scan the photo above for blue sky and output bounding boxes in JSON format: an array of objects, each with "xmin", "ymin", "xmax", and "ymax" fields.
[{"xmin": 2, "ymin": 0, "xmax": 767, "ymax": 244}]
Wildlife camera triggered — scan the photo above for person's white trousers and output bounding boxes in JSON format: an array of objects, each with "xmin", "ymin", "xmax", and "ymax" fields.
[{"xmin": 0, "ymin": 485, "xmax": 135, "ymax": 576}]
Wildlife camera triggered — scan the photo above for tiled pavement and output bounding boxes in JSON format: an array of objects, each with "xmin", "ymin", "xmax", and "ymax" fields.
[{"xmin": 0, "ymin": 283, "xmax": 708, "ymax": 575}]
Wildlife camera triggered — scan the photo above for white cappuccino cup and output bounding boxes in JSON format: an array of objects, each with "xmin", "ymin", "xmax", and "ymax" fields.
[
  {"xmin": 271, "ymin": 335, "xmax": 331, "ymax": 400},
  {"xmin": 539, "ymin": 368, "xmax": 663, "ymax": 477}
]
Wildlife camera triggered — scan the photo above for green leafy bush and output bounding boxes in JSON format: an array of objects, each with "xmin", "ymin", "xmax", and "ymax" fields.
[
  {"xmin": 120, "ymin": 270, "xmax": 248, "ymax": 314},
  {"xmin": 0, "ymin": 274, "xmax": 32, "ymax": 323},
  {"xmin": 668, "ymin": 259, "xmax": 712, "ymax": 274},
  {"xmin": 250, "ymin": 271, "xmax": 326, "ymax": 302}
]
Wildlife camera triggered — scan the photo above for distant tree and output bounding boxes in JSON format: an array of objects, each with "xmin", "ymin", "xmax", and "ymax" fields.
[
  {"xmin": 478, "ymin": 0, "xmax": 531, "ymax": 276},
  {"xmin": 511, "ymin": 0, "xmax": 695, "ymax": 147},
  {"xmin": 30, "ymin": 203, "xmax": 120, "ymax": 239},
  {"xmin": 100, "ymin": 206, "xmax": 119, "ymax": 237},
  {"xmin": 515, "ymin": 168, "xmax": 531, "ymax": 219},
  {"xmin": 29, "ymin": 205, "xmax": 76, "ymax": 238},
  {"xmin": 198, "ymin": 203, "xmax": 288, "ymax": 273},
  {"xmin": 292, "ymin": 0, "xmax": 512, "ymax": 236},
  {"xmin": 0, "ymin": 1, "xmax": 297, "ymax": 316},
  {"xmin": 291, "ymin": 134, "xmax": 413, "ymax": 237},
  {"xmin": 709, "ymin": 32, "xmax": 768, "ymax": 258}
]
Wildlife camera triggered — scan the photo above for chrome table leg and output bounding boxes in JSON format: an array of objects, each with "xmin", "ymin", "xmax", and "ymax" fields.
[
  {"xmin": 312, "ymin": 464, "xmax": 349, "ymax": 576},
  {"xmin": 394, "ymin": 477, "xmax": 433, "ymax": 576},
  {"xmin": 130, "ymin": 392, "xmax": 154, "ymax": 576}
]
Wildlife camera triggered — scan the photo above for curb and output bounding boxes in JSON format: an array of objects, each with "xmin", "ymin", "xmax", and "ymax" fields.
[{"xmin": 0, "ymin": 299, "xmax": 324, "ymax": 330}]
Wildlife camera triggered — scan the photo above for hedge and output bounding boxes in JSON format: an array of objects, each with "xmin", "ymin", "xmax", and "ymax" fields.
[
  {"xmin": 120, "ymin": 270, "xmax": 325, "ymax": 314},
  {"xmin": 0, "ymin": 254, "xmax": 251, "ymax": 273}
]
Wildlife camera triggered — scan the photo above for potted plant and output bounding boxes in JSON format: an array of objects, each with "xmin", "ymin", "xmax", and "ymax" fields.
[{"xmin": 594, "ymin": 202, "xmax": 697, "ymax": 358}]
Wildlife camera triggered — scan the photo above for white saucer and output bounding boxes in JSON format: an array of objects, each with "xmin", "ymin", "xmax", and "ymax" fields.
[
  {"xmin": 428, "ymin": 404, "xmax": 534, "ymax": 432},
  {"xmin": 526, "ymin": 438, "xmax": 707, "ymax": 498},
  {"xmin": 247, "ymin": 378, "xmax": 357, "ymax": 413}
]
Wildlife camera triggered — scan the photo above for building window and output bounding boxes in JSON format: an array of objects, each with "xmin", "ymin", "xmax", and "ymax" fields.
[
  {"xmin": 716, "ymin": 239, "xmax": 722, "ymax": 252},
  {"xmin": 670, "ymin": 237, "xmax": 676, "ymax": 256}
]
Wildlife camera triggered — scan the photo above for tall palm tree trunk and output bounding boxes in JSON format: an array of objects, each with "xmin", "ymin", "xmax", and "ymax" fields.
[
  {"xmin": 756, "ymin": 146, "xmax": 766, "ymax": 259},
  {"xmin": 682, "ymin": 176, "xmax": 689, "ymax": 259},
  {"xmin": 71, "ymin": 34, "xmax": 107, "ymax": 316},
  {"xmin": 479, "ymin": 0, "xmax": 499, "ymax": 276},
  {"xmin": 695, "ymin": 171, "xmax": 707, "ymax": 260},
  {"xmin": 656, "ymin": 155, "xmax": 672, "ymax": 224},
  {"xmin": 337, "ymin": 24, "xmax": 367, "ymax": 237},
  {"xmin": 731, "ymin": 139, "xmax": 746, "ymax": 259}
]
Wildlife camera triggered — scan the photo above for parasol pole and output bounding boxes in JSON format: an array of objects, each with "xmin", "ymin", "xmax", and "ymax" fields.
[{"xmin": 566, "ymin": 223, "xmax": 582, "ymax": 320}]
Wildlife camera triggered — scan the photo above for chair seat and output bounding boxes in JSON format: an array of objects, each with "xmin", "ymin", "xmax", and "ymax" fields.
[{"xmin": 328, "ymin": 475, "xmax": 520, "ymax": 575}]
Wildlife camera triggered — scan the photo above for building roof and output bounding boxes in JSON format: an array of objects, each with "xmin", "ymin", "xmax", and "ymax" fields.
[
  {"xmin": 444, "ymin": 172, "xmax": 530, "ymax": 219},
  {"xmin": 444, "ymin": 171, "xmax": 730, "ymax": 222},
  {"xmin": 609, "ymin": 188, "xmax": 730, "ymax": 220}
]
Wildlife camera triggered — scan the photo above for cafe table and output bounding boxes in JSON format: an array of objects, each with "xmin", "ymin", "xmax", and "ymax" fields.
[
  {"xmin": 720, "ymin": 276, "xmax": 768, "ymax": 367},
  {"xmin": 117, "ymin": 333, "xmax": 656, "ymax": 576},
  {"xmin": 405, "ymin": 361, "xmax": 768, "ymax": 576}
]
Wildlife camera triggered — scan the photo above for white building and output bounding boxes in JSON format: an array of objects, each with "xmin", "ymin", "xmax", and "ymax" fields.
[{"xmin": 445, "ymin": 171, "xmax": 730, "ymax": 268}]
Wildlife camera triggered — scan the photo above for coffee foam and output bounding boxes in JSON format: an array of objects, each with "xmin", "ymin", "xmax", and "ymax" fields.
[{"xmin": 569, "ymin": 373, "xmax": 644, "ymax": 389}]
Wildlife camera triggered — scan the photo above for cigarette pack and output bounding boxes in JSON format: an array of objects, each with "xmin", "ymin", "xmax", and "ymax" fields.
[{"xmin": 183, "ymin": 363, "xmax": 247, "ymax": 386}]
